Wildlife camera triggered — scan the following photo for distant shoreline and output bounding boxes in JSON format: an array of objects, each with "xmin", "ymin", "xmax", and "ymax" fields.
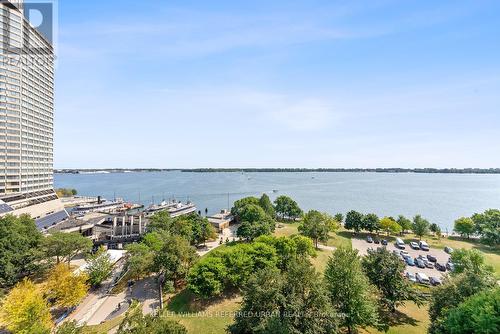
[{"xmin": 54, "ymin": 168, "xmax": 500, "ymax": 175}]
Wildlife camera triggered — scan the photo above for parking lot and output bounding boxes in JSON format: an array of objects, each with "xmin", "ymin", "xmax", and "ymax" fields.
[{"xmin": 352, "ymin": 236, "xmax": 452, "ymax": 282}]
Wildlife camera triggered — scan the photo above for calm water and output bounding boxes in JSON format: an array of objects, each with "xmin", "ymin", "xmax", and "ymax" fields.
[{"xmin": 55, "ymin": 171, "xmax": 500, "ymax": 231}]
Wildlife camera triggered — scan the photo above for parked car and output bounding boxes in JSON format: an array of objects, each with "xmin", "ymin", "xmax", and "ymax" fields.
[
  {"xmin": 406, "ymin": 257, "xmax": 415, "ymax": 266},
  {"xmin": 395, "ymin": 238, "xmax": 406, "ymax": 249},
  {"xmin": 446, "ymin": 262, "xmax": 455, "ymax": 271},
  {"xmin": 430, "ymin": 277, "xmax": 442, "ymax": 286},
  {"xmin": 381, "ymin": 239, "xmax": 388, "ymax": 245},
  {"xmin": 410, "ymin": 241, "xmax": 420, "ymax": 250},
  {"xmin": 415, "ymin": 258, "xmax": 426, "ymax": 268},
  {"xmin": 426, "ymin": 254, "xmax": 437, "ymax": 262},
  {"xmin": 367, "ymin": 236, "xmax": 373, "ymax": 243},
  {"xmin": 444, "ymin": 246, "xmax": 454, "ymax": 254},
  {"xmin": 435, "ymin": 263, "xmax": 447, "ymax": 272},
  {"xmin": 423, "ymin": 259, "xmax": 434, "ymax": 268},
  {"xmin": 419, "ymin": 241, "xmax": 430, "ymax": 251},
  {"xmin": 373, "ymin": 238, "xmax": 380, "ymax": 244},
  {"xmin": 406, "ymin": 272, "xmax": 417, "ymax": 283},
  {"xmin": 416, "ymin": 272, "xmax": 430, "ymax": 285},
  {"xmin": 400, "ymin": 250, "xmax": 409, "ymax": 257}
]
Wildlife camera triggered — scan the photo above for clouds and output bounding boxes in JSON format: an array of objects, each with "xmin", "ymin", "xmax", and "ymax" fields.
[{"xmin": 54, "ymin": 0, "xmax": 500, "ymax": 168}]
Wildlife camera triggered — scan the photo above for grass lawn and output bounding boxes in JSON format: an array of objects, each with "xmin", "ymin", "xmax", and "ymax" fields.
[
  {"xmin": 165, "ymin": 289, "xmax": 241, "ymax": 334},
  {"xmin": 274, "ymin": 223, "xmax": 352, "ymax": 249},
  {"xmin": 83, "ymin": 314, "xmax": 126, "ymax": 334},
  {"xmin": 361, "ymin": 302, "xmax": 430, "ymax": 334}
]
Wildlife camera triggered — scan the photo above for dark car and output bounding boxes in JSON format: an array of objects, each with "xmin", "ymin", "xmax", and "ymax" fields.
[
  {"xmin": 426, "ymin": 254, "xmax": 437, "ymax": 263},
  {"xmin": 366, "ymin": 236, "xmax": 373, "ymax": 243},
  {"xmin": 381, "ymin": 239, "xmax": 388, "ymax": 246},
  {"xmin": 444, "ymin": 246, "xmax": 454, "ymax": 254},
  {"xmin": 415, "ymin": 258, "xmax": 426, "ymax": 268},
  {"xmin": 373, "ymin": 238, "xmax": 380, "ymax": 244},
  {"xmin": 435, "ymin": 263, "xmax": 447, "ymax": 272},
  {"xmin": 430, "ymin": 277, "xmax": 442, "ymax": 286}
]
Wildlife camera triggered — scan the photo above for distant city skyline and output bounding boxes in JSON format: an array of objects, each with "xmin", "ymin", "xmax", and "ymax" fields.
[{"xmin": 55, "ymin": 0, "xmax": 500, "ymax": 168}]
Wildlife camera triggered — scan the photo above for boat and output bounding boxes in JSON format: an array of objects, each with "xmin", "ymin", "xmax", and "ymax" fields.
[
  {"xmin": 144, "ymin": 200, "xmax": 197, "ymax": 218},
  {"xmin": 72, "ymin": 198, "xmax": 125, "ymax": 214}
]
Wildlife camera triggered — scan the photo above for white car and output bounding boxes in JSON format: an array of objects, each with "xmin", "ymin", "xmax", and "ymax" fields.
[
  {"xmin": 419, "ymin": 241, "xmax": 430, "ymax": 251},
  {"xmin": 405, "ymin": 272, "xmax": 417, "ymax": 283},
  {"xmin": 416, "ymin": 272, "xmax": 430, "ymax": 285}
]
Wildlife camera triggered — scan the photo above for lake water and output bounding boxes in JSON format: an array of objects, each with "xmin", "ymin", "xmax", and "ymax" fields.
[{"xmin": 55, "ymin": 171, "xmax": 500, "ymax": 232}]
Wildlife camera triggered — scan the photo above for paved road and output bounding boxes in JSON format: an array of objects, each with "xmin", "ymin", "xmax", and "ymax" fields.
[
  {"xmin": 351, "ymin": 236, "xmax": 452, "ymax": 280},
  {"xmin": 69, "ymin": 226, "xmax": 238, "ymax": 327}
]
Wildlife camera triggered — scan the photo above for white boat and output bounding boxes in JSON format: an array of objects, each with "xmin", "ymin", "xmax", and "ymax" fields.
[
  {"xmin": 144, "ymin": 200, "xmax": 197, "ymax": 218},
  {"xmin": 73, "ymin": 198, "xmax": 124, "ymax": 214}
]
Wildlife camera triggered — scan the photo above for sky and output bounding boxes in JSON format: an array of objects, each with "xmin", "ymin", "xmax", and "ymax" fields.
[{"xmin": 54, "ymin": 0, "xmax": 500, "ymax": 169}]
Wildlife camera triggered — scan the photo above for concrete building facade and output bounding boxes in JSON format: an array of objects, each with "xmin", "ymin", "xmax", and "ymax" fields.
[{"xmin": 0, "ymin": 1, "xmax": 66, "ymax": 227}]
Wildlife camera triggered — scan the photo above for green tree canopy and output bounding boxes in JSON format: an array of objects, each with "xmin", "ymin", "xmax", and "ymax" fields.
[
  {"xmin": 231, "ymin": 197, "xmax": 260, "ymax": 220},
  {"xmin": 449, "ymin": 248, "xmax": 494, "ymax": 275},
  {"xmin": 44, "ymin": 232, "xmax": 93, "ymax": 266},
  {"xmin": 396, "ymin": 215, "xmax": 412, "ymax": 233},
  {"xmin": 273, "ymin": 195, "xmax": 303, "ymax": 221},
  {"xmin": 259, "ymin": 193, "xmax": 276, "ymax": 218},
  {"xmin": 325, "ymin": 248, "xmax": 379, "ymax": 334},
  {"xmin": 412, "ymin": 215, "xmax": 430, "ymax": 240},
  {"xmin": 153, "ymin": 234, "xmax": 198, "ymax": 289},
  {"xmin": 454, "ymin": 217, "xmax": 475, "ymax": 239},
  {"xmin": 85, "ymin": 246, "xmax": 113, "ymax": 287},
  {"xmin": 362, "ymin": 248, "xmax": 423, "ymax": 312},
  {"xmin": 298, "ymin": 210, "xmax": 339, "ymax": 248},
  {"xmin": 428, "ymin": 270, "xmax": 496, "ymax": 334},
  {"xmin": 471, "ymin": 209, "xmax": 500, "ymax": 246},
  {"xmin": 443, "ymin": 287, "xmax": 500, "ymax": 334},
  {"xmin": 345, "ymin": 210, "xmax": 364, "ymax": 233},
  {"xmin": 229, "ymin": 259, "xmax": 338, "ymax": 334},
  {"xmin": 362, "ymin": 213, "xmax": 380, "ymax": 233},
  {"xmin": 0, "ymin": 214, "xmax": 44, "ymax": 287}
]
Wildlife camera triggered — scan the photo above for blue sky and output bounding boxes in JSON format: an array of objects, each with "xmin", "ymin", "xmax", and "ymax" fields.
[{"xmin": 54, "ymin": 0, "xmax": 500, "ymax": 168}]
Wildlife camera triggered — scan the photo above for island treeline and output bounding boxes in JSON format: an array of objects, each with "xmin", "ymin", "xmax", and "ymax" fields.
[
  {"xmin": 181, "ymin": 168, "xmax": 500, "ymax": 174},
  {"xmin": 55, "ymin": 168, "xmax": 500, "ymax": 174}
]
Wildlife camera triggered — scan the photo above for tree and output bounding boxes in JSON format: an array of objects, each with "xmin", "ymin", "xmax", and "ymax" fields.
[
  {"xmin": 379, "ymin": 216, "xmax": 402, "ymax": 236},
  {"xmin": 471, "ymin": 209, "xmax": 500, "ymax": 246},
  {"xmin": 412, "ymin": 215, "xmax": 430, "ymax": 240},
  {"xmin": 430, "ymin": 223, "xmax": 441, "ymax": 234},
  {"xmin": 396, "ymin": 215, "xmax": 412, "ymax": 234},
  {"xmin": 229, "ymin": 259, "xmax": 338, "ymax": 334},
  {"xmin": 449, "ymin": 249, "xmax": 494, "ymax": 275},
  {"xmin": 298, "ymin": 210, "xmax": 339, "ymax": 248},
  {"xmin": 236, "ymin": 204, "xmax": 275, "ymax": 240},
  {"xmin": 153, "ymin": 235, "xmax": 198, "ymax": 289},
  {"xmin": 254, "ymin": 235, "xmax": 313, "ymax": 271},
  {"xmin": 238, "ymin": 204, "xmax": 268, "ymax": 223},
  {"xmin": 362, "ymin": 248, "xmax": 423, "ymax": 312},
  {"xmin": 148, "ymin": 212, "xmax": 193, "ymax": 242},
  {"xmin": 231, "ymin": 197, "xmax": 260, "ymax": 220},
  {"xmin": 45, "ymin": 263, "xmax": 88, "ymax": 308},
  {"xmin": 117, "ymin": 301, "xmax": 187, "ymax": 334},
  {"xmin": 443, "ymin": 287, "xmax": 500, "ymax": 334},
  {"xmin": 325, "ymin": 248, "xmax": 378, "ymax": 334},
  {"xmin": 428, "ymin": 270, "xmax": 496, "ymax": 334},
  {"xmin": 362, "ymin": 213, "xmax": 380, "ymax": 233},
  {"xmin": 85, "ymin": 246, "xmax": 113, "ymax": 287},
  {"xmin": 187, "ymin": 257, "xmax": 227, "ymax": 298},
  {"xmin": 0, "ymin": 278, "xmax": 53, "ymax": 334},
  {"xmin": 454, "ymin": 217, "xmax": 475, "ymax": 239},
  {"xmin": 0, "ymin": 214, "xmax": 44, "ymax": 287},
  {"xmin": 334, "ymin": 213, "xmax": 344, "ymax": 224},
  {"xmin": 44, "ymin": 232, "xmax": 93, "ymax": 267},
  {"xmin": 345, "ymin": 210, "xmax": 364, "ymax": 233},
  {"xmin": 273, "ymin": 195, "xmax": 303, "ymax": 221},
  {"xmin": 125, "ymin": 243, "xmax": 155, "ymax": 280},
  {"xmin": 259, "ymin": 193, "xmax": 276, "ymax": 218},
  {"xmin": 191, "ymin": 216, "xmax": 216, "ymax": 246}
]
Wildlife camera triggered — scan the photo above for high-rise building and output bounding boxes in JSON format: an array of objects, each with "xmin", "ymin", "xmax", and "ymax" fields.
[{"xmin": 0, "ymin": 0, "xmax": 67, "ymax": 228}]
